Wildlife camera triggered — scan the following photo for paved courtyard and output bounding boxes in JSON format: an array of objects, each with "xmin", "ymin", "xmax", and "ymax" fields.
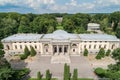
[{"xmin": 25, "ymin": 55, "xmax": 96, "ymax": 80}]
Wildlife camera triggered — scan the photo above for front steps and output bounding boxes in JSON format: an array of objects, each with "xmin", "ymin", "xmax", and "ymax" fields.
[{"xmin": 51, "ymin": 54, "xmax": 71, "ymax": 64}]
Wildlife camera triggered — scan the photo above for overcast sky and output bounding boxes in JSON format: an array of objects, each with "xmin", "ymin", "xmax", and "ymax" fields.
[{"xmin": 0, "ymin": 0, "xmax": 120, "ymax": 13}]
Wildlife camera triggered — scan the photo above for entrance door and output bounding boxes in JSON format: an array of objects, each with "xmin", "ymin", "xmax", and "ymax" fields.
[{"xmin": 59, "ymin": 47, "xmax": 62, "ymax": 53}]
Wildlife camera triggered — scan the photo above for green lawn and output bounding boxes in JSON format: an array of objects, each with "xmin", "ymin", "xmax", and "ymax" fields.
[
  {"xmin": 56, "ymin": 24, "xmax": 63, "ymax": 30},
  {"xmin": 29, "ymin": 78, "xmax": 58, "ymax": 80},
  {"xmin": 78, "ymin": 78, "xmax": 93, "ymax": 80},
  {"xmin": 29, "ymin": 78, "xmax": 93, "ymax": 80}
]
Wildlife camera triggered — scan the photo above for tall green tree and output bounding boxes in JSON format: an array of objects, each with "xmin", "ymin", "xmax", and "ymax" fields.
[
  {"xmin": 72, "ymin": 69, "xmax": 78, "ymax": 80},
  {"xmin": 109, "ymin": 11, "xmax": 120, "ymax": 31},
  {"xmin": 83, "ymin": 48, "xmax": 88, "ymax": 56},
  {"xmin": 96, "ymin": 48, "xmax": 105, "ymax": 59},
  {"xmin": 112, "ymin": 48, "xmax": 120, "ymax": 61},
  {"xmin": 30, "ymin": 46, "xmax": 36, "ymax": 57},
  {"xmin": 116, "ymin": 27, "xmax": 120, "ymax": 38},
  {"xmin": 46, "ymin": 69, "xmax": 51, "ymax": 80},
  {"xmin": 37, "ymin": 71, "xmax": 42, "ymax": 80},
  {"xmin": 24, "ymin": 46, "xmax": 30, "ymax": 56}
]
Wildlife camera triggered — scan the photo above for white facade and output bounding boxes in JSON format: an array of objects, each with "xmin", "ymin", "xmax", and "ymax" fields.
[
  {"xmin": 1, "ymin": 30, "xmax": 120, "ymax": 56},
  {"xmin": 87, "ymin": 23, "xmax": 100, "ymax": 31}
]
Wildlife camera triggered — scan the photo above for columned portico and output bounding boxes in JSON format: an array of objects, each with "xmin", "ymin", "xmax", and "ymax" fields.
[{"xmin": 53, "ymin": 45, "xmax": 69, "ymax": 55}]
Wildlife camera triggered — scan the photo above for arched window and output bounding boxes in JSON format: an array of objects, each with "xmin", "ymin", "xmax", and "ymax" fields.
[
  {"xmin": 44, "ymin": 44, "xmax": 49, "ymax": 48},
  {"xmin": 72, "ymin": 44, "xmax": 77, "ymax": 47}
]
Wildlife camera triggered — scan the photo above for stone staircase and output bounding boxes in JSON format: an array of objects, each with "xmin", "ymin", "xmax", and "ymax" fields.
[{"xmin": 51, "ymin": 54, "xmax": 71, "ymax": 64}]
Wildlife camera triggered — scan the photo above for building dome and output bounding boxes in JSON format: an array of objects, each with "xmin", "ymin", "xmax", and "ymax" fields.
[{"xmin": 53, "ymin": 30, "xmax": 68, "ymax": 34}]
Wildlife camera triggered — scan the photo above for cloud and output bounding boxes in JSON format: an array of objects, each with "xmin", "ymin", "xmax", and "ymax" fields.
[{"xmin": 0, "ymin": 0, "xmax": 120, "ymax": 13}]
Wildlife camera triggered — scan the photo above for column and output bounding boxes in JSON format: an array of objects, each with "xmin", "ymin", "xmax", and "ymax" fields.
[
  {"xmin": 68, "ymin": 45, "xmax": 70, "ymax": 55},
  {"xmin": 63, "ymin": 45, "xmax": 64, "ymax": 55},
  {"xmin": 57, "ymin": 45, "xmax": 59, "ymax": 55}
]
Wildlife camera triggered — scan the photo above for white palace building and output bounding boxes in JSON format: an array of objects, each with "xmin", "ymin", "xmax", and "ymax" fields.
[{"xmin": 1, "ymin": 30, "xmax": 120, "ymax": 63}]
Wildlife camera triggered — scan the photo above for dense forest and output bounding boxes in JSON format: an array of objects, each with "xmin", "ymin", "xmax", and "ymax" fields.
[{"xmin": 0, "ymin": 12, "xmax": 120, "ymax": 40}]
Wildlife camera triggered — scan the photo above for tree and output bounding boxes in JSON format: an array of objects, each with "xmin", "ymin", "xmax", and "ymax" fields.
[
  {"xmin": 72, "ymin": 69, "xmax": 78, "ymax": 80},
  {"xmin": 96, "ymin": 48, "xmax": 105, "ymax": 59},
  {"xmin": 46, "ymin": 69, "xmax": 51, "ymax": 80},
  {"xmin": 30, "ymin": 46, "xmax": 36, "ymax": 57},
  {"xmin": 109, "ymin": 11, "xmax": 120, "ymax": 31},
  {"xmin": 112, "ymin": 48, "xmax": 120, "ymax": 61},
  {"xmin": 37, "ymin": 71, "xmax": 42, "ymax": 80},
  {"xmin": 24, "ymin": 46, "xmax": 30, "ymax": 56},
  {"xmin": 0, "ymin": 42, "xmax": 3, "ymax": 49},
  {"xmin": 0, "ymin": 67, "xmax": 14, "ymax": 80},
  {"xmin": 94, "ymin": 68, "xmax": 105, "ymax": 78},
  {"xmin": 63, "ymin": 63, "xmax": 70, "ymax": 80},
  {"xmin": 106, "ymin": 49, "xmax": 111, "ymax": 56},
  {"xmin": 83, "ymin": 48, "xmax": 88, "ymax": 56},
  {"xmin": 116, "ymin": 27, "xmax": 120, "ymax": 38}
]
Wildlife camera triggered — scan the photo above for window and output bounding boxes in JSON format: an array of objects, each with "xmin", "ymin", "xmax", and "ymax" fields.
[
  {"xmin": 94, "ymin": 45, "xmax": 96, "ymax": 49},
  {"xmin": 54, "ymin": 47, "xmax": 57, "ymax": 53},
  {"xmin": 84, "ymin": 45, "xmax": 86, "ymax": 48},
  {"xmin": 64, "ymin": 47, "xmax": 67, "ymax": 52},
  {"xmin": 6, "ymin": 45, "xmax": 10, "ymax": 50},
  {"xmin": 89, "ymin": 41, "xmax": 92, "ymax": 43},
  {"xmin": 73, "ymin": 49, "xmax": 75, "ymax": 52},
  {"xmin": 104, "ymin": 45, "xmax": 106, "ymax": 48},
  {"xmin": 72, "ymin": 44, "xmax": 77, "ymax": 47},
  {"xmin": 99, "ymin": 45, "xmax": 101, "ymax": 48},
  {"xmin": 20, "ymin": 45, "xmax": 22, "ymax": 49},
  {"xmin": 89, "ymin": 45, "xmax": 91, "ymax": 49},
  {"xmin": 15, "ymin": 45, "xmax": 17, "ymax": 49},
  {"xmin": 111, "ymin": 44, "xmax": 115, "ymax": 49},
  {"xmin": 46, "ymin": 49, "xmax": 48, "ymax": 52},
  {"xmin": 35, "ymin": 45, "xmax": 37, "ymax": 49}
]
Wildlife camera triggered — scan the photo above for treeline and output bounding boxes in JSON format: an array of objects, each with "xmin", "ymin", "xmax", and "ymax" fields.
[{"xmin": 0, "ymin": 12, "xmax": 120, "ymax": 40}]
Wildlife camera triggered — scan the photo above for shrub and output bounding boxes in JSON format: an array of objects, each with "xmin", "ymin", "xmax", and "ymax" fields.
[
  {"xmin": 72, "ymin": 69, "xmax": 78, "ymax": 80},
  {"xmin": 37, "ymin": 71, "xmax": 42, "ymax": 80},
  {"xmin": 94, "ymin": 68, "xmax": 105, "ymax": 78},
  {"xmin": 30, "ymin": 46, "xmax": 36, "ymax": 57},
  {"xmin": 46, "ymin": 69, "xmax": 51, "ymax": 80},
  {"xmin": 63, "ymin": 63, "xmax": 70, "ymax": 80},
  {"xmin": 24, "ymin": 46, "xmax": 30, "ymax": 56},
  {"xmin": 96, "ymin": 48, "xmax": 105, "ymax": 59},
  {"xmin": 83, "ymin": 48, "xmax": 88, "ymax": 56},
  {"xmin": 106, "ymin": 49, "xmax": 111, "ymax": 56},
  {"xmin": 99, "ymin": 48, "xmax": 105, "ymax": 58},
  {"xmin": 20, "ymin": 54, "xmax": 27, "ymax": 60},
  {"xmin": 95, "ymin": 54, "xmax": 101, "ymax": 59}
]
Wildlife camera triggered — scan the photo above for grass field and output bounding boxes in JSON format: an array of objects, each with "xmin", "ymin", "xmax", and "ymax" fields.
[{"xmin": 29, "ymin": 78, "xmax": 93, "ymax": 80}]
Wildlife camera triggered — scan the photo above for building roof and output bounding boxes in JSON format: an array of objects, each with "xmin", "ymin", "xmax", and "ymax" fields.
[
  {"xmin": 79, "ymin": 34, "xmax": 120, "ymax": 41},
  {"xmin": 42, "ymin": 30, "xmax": 79, "ymax": 40},
  {"xmin": 1, "ymin": 30, "xmax": 120, "ymax": 42},
  {"xmin": 88, "ymin": 23, "xmax": 100, "ymax": 27},
  {"xmin": 1, "ymin": 34, "xmax": 43, "ymax": 42}
]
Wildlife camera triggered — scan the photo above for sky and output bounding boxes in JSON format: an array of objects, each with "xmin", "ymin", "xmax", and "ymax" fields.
[{"xmin": 0, "ymin": 0, "xmax": 120, "ymax": 14}]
